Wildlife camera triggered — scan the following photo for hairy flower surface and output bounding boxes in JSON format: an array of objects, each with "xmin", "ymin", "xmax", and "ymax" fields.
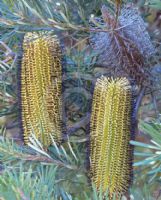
[
  {"xmin": 90, "ymin": 76, "xmax": 133, "ymax": 198},
  {"xmin": 20, "ymin": 32, "xmax": 62, "ymax": 147},
  {"xmin": 90, "ymin": 5, "xmax": 155, "ymax": 85}
]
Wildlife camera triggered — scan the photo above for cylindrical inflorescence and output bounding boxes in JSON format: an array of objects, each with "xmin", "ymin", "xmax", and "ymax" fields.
[
  {"xmin": 20, "ymin": 32, "xmax": 62, "ymax": 147},
  {"xmin": 90, "ymin": 76, "xmax": 133, "ymax": 198}
]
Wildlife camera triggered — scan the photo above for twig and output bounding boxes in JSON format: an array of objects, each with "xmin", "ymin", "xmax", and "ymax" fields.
[
  {"xmin": 156, "ymin": 189, "xmax": 161, "ymax": 200},
  {"xmin": 67, "ymin": 113, "xmax": 90, "ymax": 135},
  {"xmin": 151, "ymin": 91, "xmax": 159, "ymax": 118},
  {"xmin": 134, "ymin": 86, "xmax": 146, "ymax": 122},
  {"xmin": 0, "ymin": 41, "xmax": 12, "ymax": 53},
  {"xmin": 24, "ymin": 154, "xmax": 77, "ymax": 170},
  {"xmin": 0, "ymin": 41, "xmax": 16, "ymax": 63},
  {"xmin": 16, "ymin": 188, "xmax": 30, "ymax": 200},
  {"xmin": 0, "ymin": 146, "xmax": 78, "ymax": 170}
]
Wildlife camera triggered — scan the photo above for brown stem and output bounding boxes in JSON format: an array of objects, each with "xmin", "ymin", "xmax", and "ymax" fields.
[
  {"xmin": 66, "ymin": 113, "xmax": 90, "ymax": 135},
  {"xmin": 134, "ymin": 86, "xmax": 146, "ymax": 122}
]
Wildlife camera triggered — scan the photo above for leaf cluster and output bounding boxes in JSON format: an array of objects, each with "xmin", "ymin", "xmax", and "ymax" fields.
[{"xmin": 131, "ymin": 120, "xmax": 161, "ymax": 184}]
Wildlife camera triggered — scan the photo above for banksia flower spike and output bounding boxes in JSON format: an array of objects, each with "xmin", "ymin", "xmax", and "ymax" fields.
[
  {"xmin": 20, "ymin": 32, "xmax": 62, "ymax": 147},
  {"xmin": 90, "ymin": 5, "xmax": 155, "ymax": 85},
  {"xmin": 90, "ymin": 76, "xmax": 133, "ymax": 199}
]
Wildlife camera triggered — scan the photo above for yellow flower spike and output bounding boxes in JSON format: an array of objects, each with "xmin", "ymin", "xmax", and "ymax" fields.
[
  {"xmin": 90, "ymin": 76, "xmax": 133, "ymax": 199},
  {"xmin": 20, "ymin": 32, "xmax": 62, "ymax": 147}
]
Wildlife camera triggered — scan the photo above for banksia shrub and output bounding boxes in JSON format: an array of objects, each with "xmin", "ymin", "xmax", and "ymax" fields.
[
  {"xmin": 90, "ymin": 76, "xmax": 133, "ymax": 199},
  {"xmin": 20, "ymin": 32, "xmax": 62, "ymax": 147}
]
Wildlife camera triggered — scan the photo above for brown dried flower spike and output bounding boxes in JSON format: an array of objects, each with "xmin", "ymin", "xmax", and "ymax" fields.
[{"xmin": 90, "ymin": 5, "xmax": 155, "ymax": 85}]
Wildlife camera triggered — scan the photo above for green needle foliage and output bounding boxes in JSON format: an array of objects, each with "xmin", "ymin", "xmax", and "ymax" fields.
[
  {"xmin": 0, "ymin": 0, "xmax": 160, "ymax": 199},
  {"xmin": 0, "ymin": 125, "xmax": 157, "ymax": 199},
  {"xmin": 146, "ymin": 0, "xmax": 161, "ymax": 9},
  {"xmin": 0, "ymin": 127, "xmax": 89, "ymax": 199},
  {"xmin": 0, "ymin": 165, "xmax": 58, "ymax": 200},
  {"xmin": 131, "ymin": 120, "xmax": 161, "ymax": 183}
]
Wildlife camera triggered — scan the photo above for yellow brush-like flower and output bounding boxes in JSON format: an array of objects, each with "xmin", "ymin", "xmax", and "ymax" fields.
[
  {"xmin": 20, "ymin": 32, "xmax": 62, "ymax": 147},
  {"xmin": 90, "ymin": 76, "xmax": 133, "ymax": 198}
]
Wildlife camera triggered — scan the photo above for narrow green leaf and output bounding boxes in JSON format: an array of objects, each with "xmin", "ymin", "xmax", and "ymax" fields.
[
  {"xmin": 134, "ymin": 152, "xmax": 155, "ymax": 157},
  {"xmin": 130, "ymin": 140, "xmax": 161, "ymax": 150}
]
